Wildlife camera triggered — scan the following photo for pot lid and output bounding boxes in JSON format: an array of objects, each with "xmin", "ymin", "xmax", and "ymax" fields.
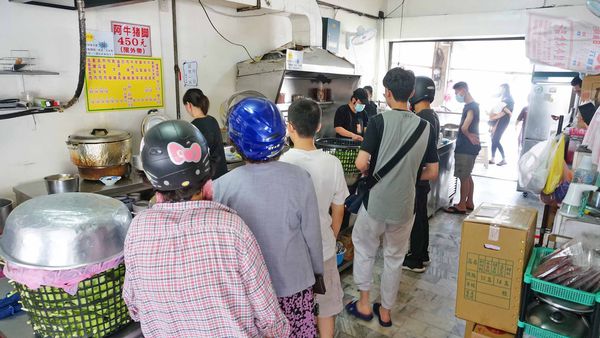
[
  {"xmin": 537, "ymin": 293, "xmax": 594, "ymax": 313},
  {"xmin": 68, "ymin": 128, "xmax": 131, "ymax": 144},
  {"xmin": 526, "ymin": 302, "xmax": 589, "ymax": 338},
  {"xmin": 141, "ymin": 112, "xmax": 168, "ymax": 136},
  {"xmin": 0, "ymin": 193, "xmax": 131, "ymax": 270}
]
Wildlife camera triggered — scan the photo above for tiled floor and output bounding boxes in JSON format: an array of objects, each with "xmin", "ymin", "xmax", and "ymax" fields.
[{"xmin": 335, "ymin": 176, "xmax": 544, "ymax": 338}]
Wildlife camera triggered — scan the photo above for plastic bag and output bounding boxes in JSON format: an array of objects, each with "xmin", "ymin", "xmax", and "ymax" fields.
[
  {"xmin": 518, "ymin": 140, "xmax": 553, "ymax": 193},
  {"xmin": 543, "ymin": 135, "xmax": 566, "ymax": 194}
]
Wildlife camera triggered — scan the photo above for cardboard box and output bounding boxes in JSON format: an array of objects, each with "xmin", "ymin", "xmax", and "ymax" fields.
[
  {"xmin": 456, "ymin": 204, "xmax": 537, "ymax": 334},
  {"xmin": 472, "ymin": 323, "xmax": 514, "ymax": 338},
  {"xmin": 464, "ymin": 320, "xmax": 476, "ymax": 338},
  {"xmin": 464, "ymin": 321, "xmax": 514, "ymax": 338}
]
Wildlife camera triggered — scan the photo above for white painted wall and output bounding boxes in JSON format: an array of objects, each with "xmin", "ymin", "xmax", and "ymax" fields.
[
  {"xmin": 320, "ymin": 0, "xmax": 385, "ymax": 17},
  {"xmin": 385, "ymin": 0, "xmax": 586, "ymax": 18},
  {"xmin": 319, "ymin": 5, "xmax": 381, "ymax": 92},
  {"xmin": 0, "ymin": 0, "xmax": 381, "ymax": 199},
  {"xmin": 0, "ymin": 0, "xmax": 293, "ymax": 199}
]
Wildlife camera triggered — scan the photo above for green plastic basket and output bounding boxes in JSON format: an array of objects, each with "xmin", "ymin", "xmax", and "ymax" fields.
[
  {"xmin": 524, "ymin": 247, "xmax": 600, "ymax": 307},
  {"xmin": 13, "ymin": 264, "xmax": 131, "ymax": 338},
  {"xmin": 518, "ymin": 320, "xmax": 569, "ymax": 338},
  {"xmin": 315, "ymin": 138, "xmax": 361, "ymax": 176}
]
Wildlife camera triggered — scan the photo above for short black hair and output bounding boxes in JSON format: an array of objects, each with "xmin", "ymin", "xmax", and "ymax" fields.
[
  {"xmin": 382, "ymin": 67, "xmax": 415, "ymax": 102},
  {"xmin": 352, "ymin": 88, "xmax": 369, "ymax": 103},
  {"xmin": 157, "ymin": 178, "xmax": 209, "ymax": 203},
  {"xmin": 364, "ymin": 86, "xmax": 373, "ymax": 95},
  {"xmin": 183, "ymin": 88, "xmax": 210, "ymax": 115},
  {"xmin": 288, "ymin": 98, "xmax": 321, "ymax": 138},
  {"xmin": 453, "ymin": 81, "xmax": 469, "ymax": 91},
  {"xmin": 571, "ymin": 76, "xmax": 582, "ymax": 87}
]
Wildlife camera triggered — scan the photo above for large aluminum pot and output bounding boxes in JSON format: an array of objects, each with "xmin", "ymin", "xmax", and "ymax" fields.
[
  {"xmin": 0, "ymin": 193, "xmax": 131, "ymax": 270},
  {"xmin": 66, "ymin": 129, "xmax": 132, "ymax": 180}
]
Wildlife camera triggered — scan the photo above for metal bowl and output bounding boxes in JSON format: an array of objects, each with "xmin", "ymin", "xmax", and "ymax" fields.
[
  {"xmin": 44, "ymin": 174, "xmax": 79, "ymax": 194},
  {"xmin": 0, "ymin": 193, "xmax": 131, "ymax": 270}
]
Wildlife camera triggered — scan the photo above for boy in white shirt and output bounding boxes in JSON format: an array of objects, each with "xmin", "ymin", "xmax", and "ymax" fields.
[{"xmin": 280, "ymin": 98, "xmax": 349, "ymax": 338}]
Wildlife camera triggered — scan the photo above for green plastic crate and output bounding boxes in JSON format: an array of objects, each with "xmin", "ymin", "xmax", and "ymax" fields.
[
  {"xmin": 518, "ymin": 320, "xmax": 569, "ymax": 338},
  {"xmin": 524, "ymin": 247, "xmax": 600, "ymax": 307},
  {"xmin": 315, "ymin": 138, "xmax": 361, "ymax": 176}
]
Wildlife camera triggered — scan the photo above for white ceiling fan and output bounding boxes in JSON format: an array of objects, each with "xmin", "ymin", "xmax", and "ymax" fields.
[{"xmin": 345, "ymin": 26, "xmax": 377, "ymax": 49}]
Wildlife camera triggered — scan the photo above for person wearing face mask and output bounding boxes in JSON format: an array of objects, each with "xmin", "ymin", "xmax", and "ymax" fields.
[
  {"xmin": 445, "ymin": 81, "xmax": 481, "ymax": 214},
  {"xmin": 334, "ymin": 88, "xmax": 369, "ymax": 141}
]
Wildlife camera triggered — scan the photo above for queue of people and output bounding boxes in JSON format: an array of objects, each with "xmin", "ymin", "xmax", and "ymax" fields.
[{"xmin": 122, "ymin": 67, "xmax": 481, "ymax": 337}]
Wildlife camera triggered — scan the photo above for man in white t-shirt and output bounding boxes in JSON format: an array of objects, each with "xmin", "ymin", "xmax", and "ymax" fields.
[{"xmin": 280, "ymin": 98, "xmax": 349, "ymax": 338}]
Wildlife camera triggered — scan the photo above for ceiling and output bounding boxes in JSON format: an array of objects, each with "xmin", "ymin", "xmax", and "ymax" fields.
[{"xmin": 384, "ymin": 0, "xmax": 586, "ymax": 18}]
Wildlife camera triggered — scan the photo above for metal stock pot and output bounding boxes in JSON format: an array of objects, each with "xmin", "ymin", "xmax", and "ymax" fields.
[{"xmin": 66, "ymin": 128, "xmax": 132, "ymax": 180}]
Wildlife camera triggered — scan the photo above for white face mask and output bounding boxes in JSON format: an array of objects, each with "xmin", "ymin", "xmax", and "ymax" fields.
[{"xmin": 355, "ymin": 103, "xmax": 366, "ymax": 112}]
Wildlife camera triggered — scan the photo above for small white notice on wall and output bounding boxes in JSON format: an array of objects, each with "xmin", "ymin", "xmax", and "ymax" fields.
[
  {"xmin": 86, "ymin": 30, "xmax": 115, "ymax": 57},
  {"xmin": 182, "ymin": 60, "xmax": 198, "ymax": 87},
  {"xmin": 286, "ymin": 49, "xmax": 303, "ymax": 71}
]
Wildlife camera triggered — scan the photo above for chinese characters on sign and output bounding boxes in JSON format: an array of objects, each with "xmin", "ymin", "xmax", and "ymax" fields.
[
  {"xmin": 85, "ymin": 56, "xmax": 163, "ymax": 111},
  {"xmin": 464, "ymin": 253, "xmax": 512, "ymax": 310},
  {"xmin": 112, "ymin": 21, "xmax": 152, "ymax": 57},
  {"xmin": 86, "ymin": 30, "xmax": 115, "ymax": 57},
  {"xmin": 527, "ymin": 14, "xmax": 600, "ymax": 73}
]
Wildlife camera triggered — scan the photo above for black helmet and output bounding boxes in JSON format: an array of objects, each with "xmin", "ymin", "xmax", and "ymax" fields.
[
  {"xmin": 141, "ymin": 120, "xmax": 211, "ymax": 191},
  {"xmin": 410, "ymin": 76, "xmax": 436, "ymax": 106}
]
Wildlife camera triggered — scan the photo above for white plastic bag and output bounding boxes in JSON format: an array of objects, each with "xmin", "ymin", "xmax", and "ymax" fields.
[{"xmin": 518, "ymin": 139, "xmax": 553, "ymax": 193}]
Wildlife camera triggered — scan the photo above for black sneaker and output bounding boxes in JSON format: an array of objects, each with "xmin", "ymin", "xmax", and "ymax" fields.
[
  {"xmin": 423, "ymin": 253, "xmax": 431, "ymax": 266},
  {"xmin": 402, "ymin": 258, "xmax": 426, "ymax": 273}
]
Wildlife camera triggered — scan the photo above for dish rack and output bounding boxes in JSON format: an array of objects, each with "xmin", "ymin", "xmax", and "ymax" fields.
[
  {"xmin": 0, "ymin": 50, "xmax": 35, "ymax": 72},
  {"xmin": 516, "ymin": 247, "xmax": 600, "ymax": 338}
]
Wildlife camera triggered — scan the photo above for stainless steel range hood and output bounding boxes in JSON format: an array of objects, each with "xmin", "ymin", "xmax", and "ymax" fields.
[
  {"xmin": 9, "ymin": 0, "xmax": 153, "ymax": 10},
  {"xmin": 236, "ymin": 46, "xmax": 360, "ymax": 138}
]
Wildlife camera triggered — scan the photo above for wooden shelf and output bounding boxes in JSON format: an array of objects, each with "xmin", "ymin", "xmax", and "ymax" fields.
[{"xmin": 0, "ymin": 70, "xmax": 59, "ymax": 76}]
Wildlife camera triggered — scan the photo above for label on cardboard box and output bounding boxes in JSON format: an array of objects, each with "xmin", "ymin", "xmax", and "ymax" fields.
[
  {"xmin": 488, "ymin": 225, "xmax": 500, "ymax": 242},
  {"xmin": 472, "ymin": 323, "xmax": 514, "ymax": 338}
]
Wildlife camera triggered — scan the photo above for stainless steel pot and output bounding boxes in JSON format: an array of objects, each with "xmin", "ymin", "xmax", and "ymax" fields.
[
  {"xmin": 66, "ymin": 128, "xmax": 132, "ymax": 180},
  {"xmin": 442, "ymin": 123, "xmax": 459, "ymax": 140},
  {"xmin": 44, "ymin": 174, "xmax": 79, "ymax": 194},
  {"xmin": 0, "ymin": 193, "xmax": 131, "ymax": 270},
  {"xmin": 526, "ymin": 301, "xmax": 589, "ymax": 338},
  {"xmin": 0, "ymin": 198, "xmax": 13, "ymax": 235}
]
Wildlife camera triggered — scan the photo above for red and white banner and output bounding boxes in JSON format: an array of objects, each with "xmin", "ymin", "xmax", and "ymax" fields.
[
  {"xmin": 527, "ymin": 14, "xmax": 600, "ymax": 74},
  {"xmin": 111, "ymin": 21, "xmax": 152, "ymax": 57}
]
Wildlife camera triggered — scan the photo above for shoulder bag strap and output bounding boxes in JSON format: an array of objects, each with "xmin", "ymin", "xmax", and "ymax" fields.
[{"xmin": 365, "ymin": 119, "xmax": 427, "ymax": 189}]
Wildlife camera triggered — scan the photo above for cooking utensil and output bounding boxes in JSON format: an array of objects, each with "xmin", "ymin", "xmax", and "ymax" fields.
[
  {"xmin": 537, "ymin": 293, "xmax": 594, "ymax": 313},
  {"xmin": 44, "ymin": 174, "xmax": 79, "ymax": 194},
  {"xmin": 442, "ymin": 123, "xmax": 459, "ymax": 139},
  {"xmin": 0, "ymin": 199, "xmax": 13, "ymax": 235},
  {"xmin": 526, "ymin": 301, "xmax": 589, "ymax": 338},
  {"xmin": 141, "ymin": 110, "xmax": 168, "ymax": 136},
  {"xmin": 66, "ymin": 128, "xmax": 132, "ymax": 181},
  {"xmin": 132, "ymin": 200, "xmax": 149, "ymax": 213},
  {"xmin": 0, "ymin": 193, "xmax": 131, "ymax": 270}
]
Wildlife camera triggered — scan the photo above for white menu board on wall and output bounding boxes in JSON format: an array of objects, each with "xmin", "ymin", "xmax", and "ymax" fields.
[{"xmin": 527, "ymin": 14, "xmax": 600, "ymax": 74}]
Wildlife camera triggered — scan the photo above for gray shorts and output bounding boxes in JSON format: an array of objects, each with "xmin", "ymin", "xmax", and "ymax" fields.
[
  {"xmin": 315, "ymin": 256, "xmax": 344, "ymax": 317},
  {"xmin": 454, "ymin": 153, "xmax": 477, "ymax": 178}
]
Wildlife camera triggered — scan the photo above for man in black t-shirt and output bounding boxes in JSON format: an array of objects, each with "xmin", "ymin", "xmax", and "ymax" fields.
[
  {"xmin": 363, "ymin": 86, "xmax": 378, "ymax": 124},
  {"xmin": 334, "ymin": 88, "xmax": 369, "ymax": 141},
  {"xmin": 402, "ymin": 76, "xmax": 440, "ymax": 273},
  {"xmin": 444, "ymin": 81, "xmax": 481, "ymax": 214}
]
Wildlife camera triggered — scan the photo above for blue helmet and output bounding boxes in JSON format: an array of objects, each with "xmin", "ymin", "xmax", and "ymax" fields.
[{"xmin": 228, "ymin": 97, "xmax": 286, "ymax": 161}]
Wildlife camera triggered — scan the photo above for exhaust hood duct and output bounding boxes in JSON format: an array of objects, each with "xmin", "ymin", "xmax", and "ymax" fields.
[{"xmin": 210, "ymin": 0, "xmax": 322, "ymax": 47}]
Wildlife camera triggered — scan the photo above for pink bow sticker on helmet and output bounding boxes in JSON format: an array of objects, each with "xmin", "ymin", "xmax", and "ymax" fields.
[{"xmin": 167, "ymin": 142, "xmax": 202, "ymax": 165}]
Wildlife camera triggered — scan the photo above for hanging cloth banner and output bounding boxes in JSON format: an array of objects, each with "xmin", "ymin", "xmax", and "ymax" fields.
[{"xmin": 526, "ymin": 13, "xmax": 600, "ymax": 74}]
